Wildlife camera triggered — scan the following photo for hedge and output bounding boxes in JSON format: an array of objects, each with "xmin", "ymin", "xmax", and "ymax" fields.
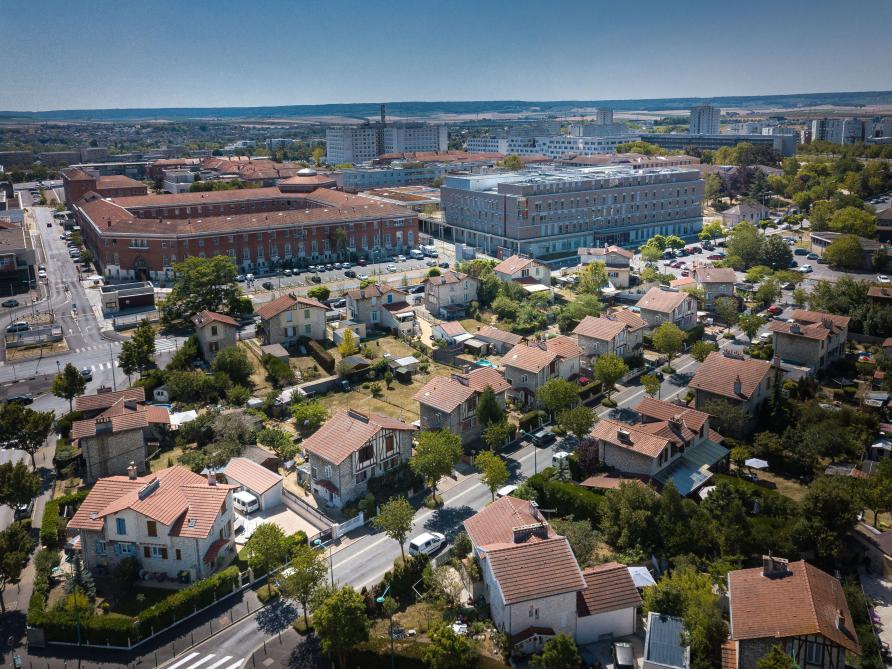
[
  {"xmin": 518, "ymin": 410, "xmax": 546, "ymax": 432},
  {"xmin": 39, "ymin": 609, "xmax": 136, "ymax": 646},
  {"xmin": 41, "ymin": 490, "xmax": 89, "ymax": 548},
  {"xmin": 577, "ymin": 380, "xmax": 603, "ymax": 401},
  {"xmin": 137, "ymin": 566, "xmax": 240, "ymax": 635},
  {"xmin": 304, "ymin": 338, "xmax": 335, "ymax": 374},
  {"xmin": 525, "ymin": 469, "xmax": 603, "ymax": 524}
]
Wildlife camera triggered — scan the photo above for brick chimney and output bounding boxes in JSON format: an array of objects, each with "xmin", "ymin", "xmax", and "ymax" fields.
[
  {"xmin": 96, "ymin": 416, "xmax": 113, "ymax": 434},
  {"xmin": 207, "ymin": 471, "xmax": 216, "ymax": 486},
  {"xmin": 127, "ymin": 461, "xmax": 137, "ymax": 480},
  {"xmin": 512, "ymin": 522, "xmax": 549, "ymax": 544},
  {"xmin": 733, "ymin": 375, "xmax": 742, "ymax": 396},
  {"xmin": 762, "ymin": 554, "xmax": 790, "ymax": 578}
]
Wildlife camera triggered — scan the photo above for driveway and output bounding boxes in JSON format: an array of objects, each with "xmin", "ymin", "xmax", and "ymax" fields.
[{"xmin": 859, "ymin": 572, "xmax": 892, "ymax": 649}]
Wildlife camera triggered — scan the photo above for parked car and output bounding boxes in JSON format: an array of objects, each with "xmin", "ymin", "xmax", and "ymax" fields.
[
  {"xmin": 6, "ymin": 321, "xmax": 30, "ymax": 333},
  {"xmin": 357, "ymin": 258, "xmax": 367, "ymax": 266},
  {"xmin": 438, "ymin": 261, "xmax": 450, "ymax": 269},
  {"xmin": 310, "ymin": 275, "xmax": 322, "ymax": 283},
  {"xmin": 766, "ymin": 305, "xmax": 783, "ymax": 315},
  {"xmin": 531, "ymin": 428, "xmax": 556, "ymax": 447},
  {"xmin": 799, "ymin": 264, "xmax": 813, "ymax": 273},
  {"xmin": 80, "ymin": 367, "xmax": 93, "ymax": 381},
  {"xmin": 38, "ymin": 269, "xmax": 47, "ymax": 279},
  {"xmin": 496, "ymin": 484, "xmax": 519, "ymax": 498},
  {"xmin": 325, "ymin": 263, "xmax": 334, "ymax": 271},
  {"xmin": 408, "ymin": 532, "xmax": 446, "ymax": 557},
  {"xmin": 806, "ymin": 252, "xmax": 819, "ymax": 260},
  {"xmin": 344, "ymin": 269, "xmax": 356, "ymax": 278},
  {"xmin": 397, "ymin": 255, "xmax": 407, "ymax": 262},
  {"xmin": 342, "ymin": 262, "xmax": 352, "ymax": 270},
  {"xmin": 426, "ymin": 259, "xmax": 437, "ymax": 267},
  {"xmin": 6, "ymin": 394, "xmax": 34, "ymax": 405},
  {"xmin": 235, "ymin": 274, "xmax": 245, "ymax": 282},
  {"xmin": 707, "ymin": 254, "xmax": 724, "ymax": 261},
  {"xmin": 283, "ymin": 269, "xmax": 292, "ymax": 276},
  {"xmin": 1, "ymin": 299, "xmax": 19, "ymax": 308},
  {"xmin": 334, "ymin": 263, "xmax": 342, "ymax": 270},
  {"xmin": 357, "ymin": 273, "xmax": 369, "ymax": 281},
  {"xmin": 878, "ymin": 275, "xmax": 891, "ymax": 284},
  {"xmin": 793, "ymin": 248, "xmax": 808, "ymax": 256},
  {"xmin": 262, "ymin": 281, "xmax": 274, "ymax": 290},
  {"xmin": 13, "ymin": 500, "xmax": 34, "ymax": 521},
  {"xmin": 386, "ymin": 263, "xmax": 397, "ymax": 272}
]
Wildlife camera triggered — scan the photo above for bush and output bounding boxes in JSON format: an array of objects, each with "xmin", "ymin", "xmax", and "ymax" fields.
[
  {"xmin": 577, "ymin": 380, "xmax": 603, "ymax": 401},
  {"xmin": 257, "ymin": 584, "xmax": 280, "ymax": 603},
  {"xmin": 261, "ymin": 354, "xmax": 294, "ymax": 387},
  {"xmin": 519, "ymin": 410, "xmax": 546, "ymax": 432},
  {"xmin": 55, "ymin": 410, "xmax": 83, "ymax": 438},
  {"xmin": 137, "ymin": 566, "xmax": 239, "ymax": 635},
  {"xmin": 524, "ymin": 469, "xmax": 603, "ymax": 524},
  {"xmin": 41, "ymin": 490, "xmax": 89, "ymax": 548},
  {"xmin": 304, "ymin": 338, "xmax": 335, "ymax": 374},
  {"xmin": 684, "ymin": 324, "xmax": 705, "ymax": 345}
]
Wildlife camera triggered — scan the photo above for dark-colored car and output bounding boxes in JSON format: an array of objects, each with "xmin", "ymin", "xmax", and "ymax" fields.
[
  {"xmin": 531, "ymin": 428, "xmax": 556, "ymax": 447},
  {"xmin": 358, "ymin": 258, "xmax": 367, "ymax": 266},
  {"xmin": 344, "ymin": 269, "xmax": 356, "ymax": 278},
  {"xmin": 262, "ymin": 281, "xmax": 274, "ymax": 290},
  {"xmin": 309, "ymin": 274, "xmax": 322, "ymax": 283},
  {"xmin": 1, "ymin": 299, "xmax": 19, "ymax": 308},
  {"xmin": 438, "ymin": 261, "xmax": 450, "ymax": 269},
  {"xmin": 80, "ymin": 367, "xmax": 93, "ymax": 381},
  {"xmin": 6, "ymin": 394, "xmax": 34, "ymax": 405}
]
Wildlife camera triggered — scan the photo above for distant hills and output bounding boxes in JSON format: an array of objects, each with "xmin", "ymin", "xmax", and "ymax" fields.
[{"xmin": 2, "ymin": 90, "xmax": 892, "ymax": 121}]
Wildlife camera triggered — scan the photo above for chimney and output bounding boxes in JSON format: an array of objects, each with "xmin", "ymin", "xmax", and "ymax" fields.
[
  {"xmin": 96, "ymin": 416, "xmax": 113, "ymax": 434},
  {"xmin": 617, "ymin": 428, "xmax": 632, "ymax": 443},
  {"xmin": 789, "ymin": 323, "xmax": 801, "ymax": 335},
  {"xmin": 207, "ymin": 471, "xmax": 216, "ymax": 486},
  {"xmin": 668, "ymin": 416, "xmax": 683, "ymax": 432},
  {"xmin": 836, "ymin": 609, "xmax": 845, "ymax": 630},
  {"xmin": 733, "ymin": 375, "xmax": 742, "ymax": 396},
  {"xmin": 127, "ymin": 461, "xmax": 137, "ymax": 480},
  {"xmin": 762, "ymin": 554, "xmax": 790, "ymax": 578},
  {"xmin": 512, "ymin": 522, "xmax": 549, "ymax": 544},
  {"xmin": 451, "ymin": 373, "xmax": 469, "ymax": 386},
  {"xmin": 124, "ymin": 399, "xmax": 138, "ymax": 411}
]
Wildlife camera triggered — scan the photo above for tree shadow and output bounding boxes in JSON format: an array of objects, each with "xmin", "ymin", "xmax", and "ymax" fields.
[
  {"xmin": 255, "ymin": 598, "xmax": 298, "ymax": 634},
  {"xmin": 423, "ymin": 505, "xmax": 476, "ymax": 540}
]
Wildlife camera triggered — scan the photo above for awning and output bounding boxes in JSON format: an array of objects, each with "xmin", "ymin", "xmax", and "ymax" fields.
[
  {"xmin": 745, "ymin": 458, "xmax": 769, "ymax": 470},
  {"xmin": 654, "ymin": 439, "xmax": 729, "ymax": 496}
]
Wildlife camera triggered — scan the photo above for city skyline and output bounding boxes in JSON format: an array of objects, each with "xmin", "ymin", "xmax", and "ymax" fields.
[{"xmin": 3, "ymin": 0, "xmax": 892, "ymax": 111}]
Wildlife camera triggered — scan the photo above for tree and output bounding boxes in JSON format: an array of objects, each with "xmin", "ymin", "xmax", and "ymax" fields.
[
  {"xmin": 0, "ymin": 461, "xmax": 40, "ymax": 509},
  {"xmin": 558, "ymin": 405, "xmax": 596, "ymax": 438},
  {"xmin": 531, "ymin": 632, "xmax": 582, "ymax": 669},
  {"xmin": 476, "ymin": 451, "xmax": 509, "ymax": 501},
  {"xmin": 119, "ymin": 319, "xmax": 155, "ymax": 377},
  {"xmin": 640, "ymin": 243, "xmax": 663, "ymax": 265},
  {"xmin": 700, "ymin": 220, "xmax": 724, "ymax": 241},
  {"xmin": 730, "ymin": 446, "xmax": 751, "ymax": 472},
  {"xmin": 257, "ymin": 427, "xmax": 297, "ymax": 462},
  {"xmin": 118, "ymin": 339, "xmax": 141, "ymax": 384},
  {"xmin": 701, "ymin": 399, "xmax": 749, "ymax": 438},
  {"xmin": 690, "ymin": 340, "xmax": 717, "ymax": 363},
  {"xmin": 475, "ymin": 386, "xmax": 502, "ymax": 428},
  {"xmin": 491, "ymin": 294, "xmax": 519, "ymax": 321},
  {"xmin": 246, "ymin": 523, "xmax": 289, "ymax": 594},
  {"xmin": 594, "ymin": 353, "xmax": 628, "ymax": 401},
  {"xmin": 738, "ymin": 313, "xmax": 764, "ymax": 342},
  {"xmin": 211, "ymin": 346, "xmax": 254, "ymax": 386},
  {"xmin": 168, "ymin": 335, "xmax": 202, "ymax": 371},
  {"xmin": 314, "ymin": 587, "xmax": 370, "ymax": 669},
  {"xmin": 477, "ymin": 272, "xmax": 501, "ymax": 306},
  {"xmin": 665, "ymin": 235, "xmax": 685, "ymax": 250},
  {"xmin": 164, "ymin": 255, "xmax": 242, "ymax": 322},
  {"xmin": 756, "ymin": 645, "xmax": 798, "ymax": 669},
  {"xmin": 641, "ymin": 373, "xmax": 661, "ymax": 398},
  {"xmin": 578, "ymin": 261, "xmax": 608, "ymax": 295},
  {"xmin": 0, "ymin": 524, "xmax": 30, "ymax": 614},
  {"xmin": 601, "ymin": 482, "xmax": 661, "ymax": 552},
  {"xmin": 498, "ymin": 154, "xmax": 524, "ymax": 171},
  {"xmin": 726, "ymin": 222, "xmax": 764, "ymax": 270},
  {"xmin": 549, "ymin": 518, "xmax": 596, "ymax": 569},
  {"xmin": 793, "ymin": 475, "xmax": 860, "ymax": 562},
  {"xmin": 703, "ymin": 176, "xmax": 723, "ymax": 208},
  {"xmin": 537, "ymin": 378, "xmax": 579, "ymax": 416},
  {"xmin": 423, "ymin": 623, "xmax": 478, "ymax": 669},
  {"xmin": 556, "ymin": 294, "xmax": 602, "ymax": 333},
  {"xmin": 52, "ymin": 362, "xmax": 86, "ymax": 412},
  {"xmin": 762, "ymin": 236, "xmax": 793, "ymax": 270},
  {"xmin": 337, "ymin": 329, "xmax": 358, "ymax": 357},
  {"xmin": 652, "ymin": 322, "xmax": 685, "ymax": 370},
  {"xmin": 66, "ymin": 553, "xmax": 96, "ymax": 618},
  {"xmin": 307, "ymin": 285, "xmax": 330, "ymax": 301},
  {"xmin": 792, "ymin": 286, "xmax": 808, "ymax": 306},
  {"xmin": 1, "ymin": 405, "xmax": 54, "ymax": 469},
  {"xmin": 278, "ymin": 542, "xmax": 328, "ymax": 630},
  {"xmin": 292, "ymin": 400, "xmax": 328, "ymax": 434},
  {"xmin": 311, "ymin": 146, "xmax": 325, "ymax": 166},
  {"xmin": 823, "ymin": 234, "xmax": 864, "ymax": 269},
  {"xmin": 829, "ymin": 206, "xmax": 877, "ymax": 237},
  {"xmin": 410, "ymin": 430, "xmax": 463, "ymax": 501},
  {"xmin": 372, "ymin": 497, "xmax": 415, "ymax": 561},
  {"xmin": 483, "ymin": 420, "xmax": 513, "ymax": 451}
]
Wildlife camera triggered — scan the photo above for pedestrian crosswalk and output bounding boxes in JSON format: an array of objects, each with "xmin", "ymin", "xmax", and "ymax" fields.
[
  {"xmin": 84, "ymin": 361, "xmax": 119, "ymax": 372},
  {"xmin": 166, "ymin": 651, "xmax": 244, "ymax": 669},
  {"xmin": 156, "ymin": 339, "xmax": 179, "ymax": 354},
  {"xmin": 73, "ymin": 344, "xmax": 108, "ymax": 354}
]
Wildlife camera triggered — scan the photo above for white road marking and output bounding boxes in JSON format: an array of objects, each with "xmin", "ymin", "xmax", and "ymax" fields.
[
  {"xmin": 204, "ymin": 656, "xmax": 234, "ymax": 669},
  {"xmin": 165, "ymin": 652, "xmax": 201, "ymax": 669}
]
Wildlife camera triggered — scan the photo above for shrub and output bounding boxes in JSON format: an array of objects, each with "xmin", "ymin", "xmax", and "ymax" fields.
[
  {"xmin": 41, "ymin": 490, "xmax": 89, "ymax": 548},
  {"xmin": 518, "ymin": 410, "xmax": 546, "ymax": 432},
  {"xmin": 524, "ymin": 469, "xmax": 603, "ymax": 524},
  {"xmin": 261, "ymin": 354, "xmax": 294, "ymax": 387},
  {"xmin": 257, "ymin": 584, "xmax": 280, "ymax": 603},
  {"xmin": 304, "ymin": 338, "xmax": 335, "ymax": 374},
  {"xmin": 55, "ymin": 410, "xmax": 83, "ymax": 438},
  {"xmin": 684, "ymin": 324, "xmax": 705, "ymax": 345},
  {"xmin": 137, "ymin": 566, "xmax": 239, "ymax": 635}
]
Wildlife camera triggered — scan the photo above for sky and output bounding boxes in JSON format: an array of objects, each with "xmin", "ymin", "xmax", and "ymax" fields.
[{"xmin": 2, "ymin": 0, "xmax": 892, "ymax": 111}]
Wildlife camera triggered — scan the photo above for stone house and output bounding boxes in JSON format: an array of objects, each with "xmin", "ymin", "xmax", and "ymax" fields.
[
  {"xmin": 577, "ymin": 245, "xmax": 634, "ymax": 289},
  {"xmin": 257, "ymin": 293, "xmax": 327, "ymax": 346},
  {"xmin": 346, "ymin": 283, "xmax": 416, "ymax": 337},
  {"xmin": 413, "ymin": 367, "xmax": 510, "ymax": 445},
  {"xmin": 67, "ymin": 465, "xmax": 236, "ymax": 582},
  {"xmin": 721, "ymin": 202, "xmax": 769, "ymax": 228},
  {"xmin": 688, "ymin": 351, "xmax": 774, "ymax": 434},
  {"xmin": 493, "ymin": 255, "xmax": 552, "ymax": 287},
  {"xmin": 301, "ymin": 409, "xmax": 416, "ymax": 508},
  {"xmin": 767, "ymin": 309, "xmax": 849, "ymax": 374},
  {"xmin": 502, "ymin": 336, "xmax": 582, "ymax": 407},
  {"xmin": 635, "ymin": 287, "xmax": 698, "ymax": 331},
  {"xmin": 424, "ymin": 270, "xmax": 479, "ymax": 320},
  {"xmin": 726, "ymin": 557, "xmax": 860, "ymax": 669},
  {"xmin": 572, "ymin": 313, "xmax": 644, "ymax": 361},
  {"xmin": 692, "ymin": 266, "xmax": 737, "ymax": 310},
  {"xmin": 191, "ymin": 310, "xmax": 239, "ymax": 361}
]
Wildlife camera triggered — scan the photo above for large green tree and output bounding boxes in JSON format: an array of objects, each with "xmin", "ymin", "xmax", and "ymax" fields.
[
  {"xmin": 0, "ymin": 523, "xmax": 32, "ymax": 613},
  {"xmin": 0, "ymin": 461, "xmax": 40, "ymax": 509},
  {"xmin": 245, "ymin": 523, "xmax": 289, "ymax": 594},
  {"xmin": 164, "ymin": 255, "xmax": 242, "ymax": 322},
  {"xmin": 475, "ymin": 386, "xmax": 502, "ymax": 428},
  {"xmin": 823, "ymin": 234, "xmax": 864, "ymax": 269},
  {"xmin": 0, "ymin": 404, "xmax": 54, "ymax": 468},
  {"xmin": 423, "ymin": 623, "xmax": 478, "ymax": 669},
  {"xmin": 475, "ymin": 450, "xmax": 509, "ymax": 501},
  {"xmin": 726, "ymin": 222, "xmax": 764, "ymax": 270},
  {"xmin": 531, "ymin": 632, "xmax": 582, "ymax": 669},
  {"xmin": 292, "ymin": 400, "xmax": 329, "ymax": 434},
  {"xmin": 829, "ymin": 206, "xmax": 877, "ymax": 237},
  {"xmin": 372, "ymin": 497, "xmax": 415, "ymax": 561},
  {"xmin": 51, "ymin": 363, "xmax": 86, "ymax": 412},
  {"xmin": 593, "ymin": 353, "xmax": 629, "ymax": 401},
  {"xmin": 279, "ymin": 543, "xmax": 328, "ymax": 630},
  {"xmin": 578, "ymin": 261, "xmax": 609, "ymax": 295},
  {"xmin": 651, "ymin": 322, "xmax": 685, "ymax": 370},
  {"xmin": 257, "ymin": 427, "xmax": 297, "ymax": 462},
  {"xmin": 314, "ymin": 586, "xmax": 371, "ymax": 669},
  {"xmin": 410, "ymin": 430, "xmax": 463, "ymax": 501},
  {"xmin": 557, "ymin": 405, "xmax": 596, "ymax": 438},
  {"xmin": 210, "ymin": 346, "xmax": 254, "ymax": 386},
  {"xmin": 536, "ymin": 378, "xmax": 579, "ymax": 416},
  {"xmin": 738, "ymin": 313, "xmax": 765, "ymax": 342}
]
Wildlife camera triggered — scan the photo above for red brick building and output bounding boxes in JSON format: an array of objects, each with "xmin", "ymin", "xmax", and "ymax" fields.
[
  {"xmin": 62, "ymin": 167, "xmax": 148, "ymax": 203},
  {"xmin": 72, "ymin": 184, "xmax": 418, "ymax": 284}
]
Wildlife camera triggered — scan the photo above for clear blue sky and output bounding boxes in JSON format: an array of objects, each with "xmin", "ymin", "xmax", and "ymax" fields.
[{"xmin": 3, "ymin": 0, "xmax": 891, "ymax": 111}]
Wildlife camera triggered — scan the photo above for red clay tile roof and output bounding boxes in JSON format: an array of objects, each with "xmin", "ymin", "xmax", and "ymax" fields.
[
  {"xmin": 302, "ymin": 409, "xmax": 416, "ymax": 465},
  {"xmin": 503, "ymin": 336, "xmax": 581, "ymax": 373},
  {"xmin": 494, "ymin": 255, "xmax": 535, "ymax": 276},
  {"xmin": 868, "ymin": 287, "xmax": 892, "ymax": 302},
  {"xmin": 547, "ymin": 335, "xmax": 582, "ymax": 359},
  {"xmin": 635, "ymin": 396, "xmax": 710, "ymax": 433},
  {"xmin": 580, "ymin": 473, "xmax": 649, "ymax": 490},
  {"xmin": 693, "ymin": 267, "xmax": 737, "ymax": 284},
  {"xmin": 485, "ymin": 537, "xmax": 586, "ymax": 605},
  {"xmin": 463, "ymin": 496, "xmax": 552, "ymax": 548},
  {"xmin": 224, "ymin": 457, "xmax": 282, "ymax": 495},
  {"xmin": 610, "ymin": 309, "xmax": 648, "ymax": 331},
  {"xmin": 767, "ymin": 318, "xmax": 841, "ymax": 341},
  {"xmin": 573, "ymin": 315, "xmax": 627, "ymax": 342},
  {"xmin": 475, "ymin": 325, "xmax": 523, "ymax": 346},
  {"xmin": 346, "ymin": 283, "xmax": 408, "ymax": 300},
  {"xmin": 257, "ymin": 294, "xmax": 327, "ymax": 320},
  {"xmin": 192, "ymin": 309, "xmax": 239, "ymax": 329},
  {"xmin": 591, "ymin": 418, "xmax": 671, "ymax": 458},
  {"xmin": 689, "ymin": 352, "xmax": 772, "ymax": 402},
  {"xmin": 436, "ymin": 321, "xmax": 467, "ymax": 337},
  {"xmin": 728, "ymin": 560, "xmax": 860, "ymax": 654},
  {"xmin": 636, "ymin": 287, "xmax": 693, "ymax": 314},
  {"xmin": 670, "ymin": 276, "xmax": 696, "ymax": 288},
  {"xmin": 413, "ymin": 376, "xmax": 476, "ymax": 414},
  {"xmin": 579, "ymin": 245, "xmax": 634, "ymax": 259},
  {"xmin": 790, "ymin": 309, "xmax": 851, "ymax": 329},
  {"xmin": 426, "ymin": 270, "xmax": 474, "ymax": 286},
  {"xmin": 511, "ymin": 626, "xmax": 556, "ymax": 644},
  {"xmin": 203, "ymin": 538, "xmax": 231, "ymax": 564},
  {"xmin": 97, "ymin": 175, "xmax": 145, "ymax": 189},
  {"xmin": 74, "ymin": 387, "xmax": 145, "ymax": 413},
  {"xmin": 466, "ymin": 367, "xmax": 511, "ymax": 395},
  {"xmin": 71, "ymin": 399, "xmax": 169, "ymax": 440},
  {"xmin": 63, "ymin": 167, "xmax": 94, "ymax": 181},
  {"xmin": 576, "ymin": 562, "xmax": 643, "ymax": 617}
]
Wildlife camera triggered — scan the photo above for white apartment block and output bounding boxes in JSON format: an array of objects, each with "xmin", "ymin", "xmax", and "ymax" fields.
[
  {"xmin": 467, "ymin": 134, "xmax": 640, "ymax": 158},
  {"xmin": 382, "ymin": 124, "xmax": 448, "ymax": 154},
  {"xmin": 326, "ymin": 123, "xmax": 448, "ymax": 164},
  {"xmin": 689, "ymin": 105, "xmax": 720, "ymax": 135},
  {"xmin": 325, "ymin": 126, "xmax": 380, "ymax": 164}
]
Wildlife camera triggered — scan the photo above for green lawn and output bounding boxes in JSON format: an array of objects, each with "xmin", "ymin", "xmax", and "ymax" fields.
[{"xmin": 111, "ymin": 586, "xmax": 172, "ymax": 617}]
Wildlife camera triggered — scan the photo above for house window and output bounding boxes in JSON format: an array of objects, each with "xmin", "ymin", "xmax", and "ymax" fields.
[
  {"xmin": 175, "ymin": 548, "xmax": 182, "ymax": 561},
  {"xmin": 95, "ymin": 540, "xmax": 107, "ymax": 555},
  {"xmin": 304, "ymin": 324, "xmax": 312, "ymax": 335},
  {"xmin": 358, "ymin": 444, "xmax": 374, "ymax": 466},
  {"xmin": 385, "ymin": 435, "xmax": 395, "ymax": 454},
  {"xmin": 303, "ymin": 309, "xmax": 310, "ymax": 319},
  {"xmin": 116, "ymin": 518, "xmax": 126, "ymax": 535},
  {"xmin": 147, "ymin": 520, "xmax": 157, "ymax": 537},
  {"xmin": 286, "ymin": 311, "xmax": 293, "ymax": 322},
  {"xmin": 211, "ymin": 325, "xmax": 218, "ymax": 337},
  {"xmin": 146, "ymin": 545, "xmax": 168, "ymax": 559},
  {"xmin": 806, "ymin": 642, "xmax": 823, "ymax": 665},
  {"xmin": 116, "ymin": 542, "xmax": 136, "ymax": 556}
]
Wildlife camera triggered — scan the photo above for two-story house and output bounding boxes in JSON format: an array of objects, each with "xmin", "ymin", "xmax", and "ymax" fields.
[
  {"xmin": 413, "ymin": 367, "xmax": 511, "ymax": 445},
  {"xmin": 692, "ymin": 266, "xmax": 737, "ymax": 310},
  {"xmin": 346, "ymin": 283, "xmax": 416, "ymax": 337},
  {"xmin": 494, "ymin": 255, "xmax": 552, "ymax": 290},
  {"xmin": 689, "ymin": 351, "xmax": 774, "ymax": 435},
  {"xmin": 257, "ymin": 293, "xmax": 328, "ymax": 346},
  {"xmin": 502, "ymin": 336, "xmax": 582, "ymax": 407},
  {"xmin": 68, "ymin": 465, "xmax": 237, "ymax": 583},
  {"xmin": 463, "ymin": 496, "xmax": 642, "ymax": 655},
  {"xmin": 767, "ymin": 309, "xmax": 849, "ymax": 374},
  {"xmin": 192, "ymin": 310, "xmax": 239, "ymax": 361},
  {"xmin": 424, "ymin": 270, "xmax": 479, "ymax": 320},
  {"xmin": 577, "ymin": 245, "xmax": 634, "ymax": 289},
  {"xmin": 72, "ymin": 393, "xmax": 170, "ymax": 483},
  {"xmin": 572, "ymin": 313, "xmax": 644, "ymax": 362},
  {"xmin": 635, "ymin": 287, "xmax": 698, "ymax": 331},
  {"xmin": 302, "ymin": 408, "xmax": 417, "ymax": 508},
  {"xmin": 726, "ymin": 556, "xmax": 860, "ymax": 669},
  {"xmin": 473, "ymin": 325, "xmax": 524, "ymax": 355}
]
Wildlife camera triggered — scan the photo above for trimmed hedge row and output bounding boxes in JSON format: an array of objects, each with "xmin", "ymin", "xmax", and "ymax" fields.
[
  {"xmin": 305, "ymin": 338, "xmax": 335, "ymax": 374},
  {"xmin": 137, "ymin": 566, "xmax": 240, "ymax": 635},
  {"xmin": 518, "ymin": 410, "xmax": 546, "ymax": 432},
  {"xmin": 38, "ymin": 609, "xmax": 135, "ymax": 646},
  {"xmin": 525, "ymin": 468, "xmax": 603, "ymax": 524},
  {"xmin": 40, "ymin": 490, "xmax": 89, "ymax": 548}
]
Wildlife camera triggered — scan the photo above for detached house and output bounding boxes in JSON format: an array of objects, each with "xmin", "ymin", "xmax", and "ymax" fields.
[
  {"xmin": 413, "ymin": 367, "xmax": 511, "ymax": 445},
  {"xmin": 463, "ymin": 496, "xmax": 643, "ymax": 655},
  {"xmin": 72, "ymin": 389, "xmax": 170, "ymax": 483},
  {"xmin": 635, "ymin": 287, "xmax": 698, "ymax": 331},
  {"xmin": 573, "ymin": 313, "xmax": 644, "ymax": 361},
  {"xmin": 692, "ymin": 266, "xmax": 737, "ymax": 310},
  {"xmin": 257, "ymin": 293, "xmax": 328, "ymax": 346},
  {"xmin": 726, "ymin": 557, "xmax": 860, "ymax": 669},
  {"xmin": 502, "ymin": 336, "xmax": 582, "ymax": 407},
  {"xmin": 192, "ymin": 310, "xmax": 239, "ymax": 361},
  {"xmin": 474, "ymin": 325, "xmax": 523, "ymax": 355},
  {"xmin": 68, "ymin": 465, "xmax": 236, "ymax": 583},
  {"xmin": 689, "ymin": 351, "xmax": 774, "ymax": 434},
  {"xmin": 494, "ymin": 255, "xmax": 552, "ymax": 295},
  {"xmin": 346, "ymin": 284, "xmax": 416, "ymax": 337},
  {"xmin": 577, "ymin": 246, "xmax": 634, "ymax": 289},
  {"xmin": 767, "ymin": 309, "xmax": 849, "ymax": 374},
  {"xmin": 301, "ymin": 408, "xmax": 417, "ymax": 508},
  {"xmin": 424, "ymin": 270, "xmax": 479, "ymax": 320}
]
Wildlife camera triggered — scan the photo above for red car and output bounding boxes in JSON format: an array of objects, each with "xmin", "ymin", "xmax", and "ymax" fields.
[
  {"xmin": 707, "ymin": 254, "xmax": 724, "ymax": 260},
  {"xmin": 766, "ymin": 305, "xmax": 783, "ymax": 316}
]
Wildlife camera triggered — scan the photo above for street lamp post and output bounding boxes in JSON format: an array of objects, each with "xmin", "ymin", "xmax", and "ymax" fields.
[
  {"xmin": 375, "ymin": 586, "xmax": 395, "ymax": 669},
  {"xmin": 313, "ymin": 537, "xmax": 334, "ymax": 587}
]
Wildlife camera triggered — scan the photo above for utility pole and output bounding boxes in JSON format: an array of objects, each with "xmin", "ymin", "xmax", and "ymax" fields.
[{"xmin": 109, "ymin": 344, "xmax": 117, "ymax": 391}]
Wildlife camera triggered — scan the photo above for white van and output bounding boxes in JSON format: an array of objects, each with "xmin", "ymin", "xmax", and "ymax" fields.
[
  {"xmin": 552, "ymin": 451, "xmax": 571, "ymax": 468},
  {"xmin": 496, "ymin": 484, "xmax": 518, "ymax": 498},
  {"xmin": 233, "ymin": 490, "xmax": 259, "ymax": 515},
  {"xmin": 407, "ymin": 531, "xmax": 446, "ymax": 557},
  {"xmin": 409, "ymin": 249, "xmax": 424, "ymax": 260}
]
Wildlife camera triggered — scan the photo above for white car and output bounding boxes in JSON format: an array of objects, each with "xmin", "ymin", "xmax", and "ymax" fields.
[
  {"xmin": 799, "ymin": 264, "xmax": 813, "ymax": 273},
  {"xmin": 245, "ymin": 273, "xmax": 255, "ymax": 281},
  {"xmin": 357, "ymin": 273, "xmax": 370, "ymax": 281},
  {"xmin": 878, "ymin": 275, "xmax": 891, "ymax": 284},
  {"xmin": 758, "ymin": 332, "xmax": 772, "ymax": 343},
  {"xmin": 408, "ymin": 531, "xmax": 446, "ymax": 557},
  {"xmin": 397, "ymin": 254, "xmax": 407, "ymax": 262},
  {"xmin": 386, "ymin": 263, "xmax": 397, "ymax": 272},
  {"xmin": 37, "ymin": 269, "xmax": 47, "ymax": 279}
]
